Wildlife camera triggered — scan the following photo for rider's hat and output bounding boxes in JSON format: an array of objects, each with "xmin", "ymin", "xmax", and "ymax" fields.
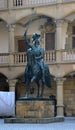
[{"xmin": 32, "ymin": 33, "xmax": 40, "ymax": 41}]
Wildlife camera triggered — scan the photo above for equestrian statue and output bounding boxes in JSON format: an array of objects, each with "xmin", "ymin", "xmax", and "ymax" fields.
[{"xmin": 22, "ymin": 23, "xmax": 51, "ymax": 98}]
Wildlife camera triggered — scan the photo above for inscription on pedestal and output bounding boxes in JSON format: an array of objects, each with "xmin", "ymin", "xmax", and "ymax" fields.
[{"xmin": 16, "ymin": 100, "xmax": 54, "ymax": 118}]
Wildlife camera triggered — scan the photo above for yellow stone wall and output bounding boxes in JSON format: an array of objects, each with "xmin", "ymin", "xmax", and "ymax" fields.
[
  {"xmin": 64, "ymin": 78, "xmax": 75, "ymax": 116},
  {"xmin": 16, "ymin": 100, "xmax": 54, "ymax": 118}
]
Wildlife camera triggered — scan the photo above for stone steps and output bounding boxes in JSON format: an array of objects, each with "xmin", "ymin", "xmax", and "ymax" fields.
[{"xmin": 4, "ymin": 117, "xmax": 64, "ymax": 124}]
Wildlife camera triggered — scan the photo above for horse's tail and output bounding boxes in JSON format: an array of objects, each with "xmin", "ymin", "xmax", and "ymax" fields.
[{"xmin": 44, "ymin": 64, "xmax": 51, "ymax": 88}]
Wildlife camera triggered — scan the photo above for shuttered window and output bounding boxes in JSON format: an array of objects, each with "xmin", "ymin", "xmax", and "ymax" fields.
[
  {"xmin": 18, "ymin": 39, "xmax": 28, "ymax": 52},
  {"xmin": 72, "ymin": 26, "xmax": 75, "ymax": 48},
  {"xmin": 72, "ymin": 37, "xmax": 75, "ymax": 48},
  {"xmin": 72, "ymin": 26, "xmax": 75, "ymax": 34},
  {"xmin": 45, "ymin": 33, "xmax": 55, "ymax": 50}
]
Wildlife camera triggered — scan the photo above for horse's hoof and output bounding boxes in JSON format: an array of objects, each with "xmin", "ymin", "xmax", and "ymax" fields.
[
  {"xmin": 39, "ymin": 95, "xmax": 43, "ymax": 98},
  {"xmin": 36, "ymin": 95, "xmax": 39, "ymax": 98}
]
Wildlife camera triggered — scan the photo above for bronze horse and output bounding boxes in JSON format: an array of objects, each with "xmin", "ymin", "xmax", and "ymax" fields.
[{"xmin": 23, "ymin": 48, "xmax": 51, "ymax": 98}]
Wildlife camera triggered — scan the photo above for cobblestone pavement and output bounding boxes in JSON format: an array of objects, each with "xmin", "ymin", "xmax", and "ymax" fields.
[{"xmin": 0, "ymin": 118, "xmax": 75, "ymax": 130}]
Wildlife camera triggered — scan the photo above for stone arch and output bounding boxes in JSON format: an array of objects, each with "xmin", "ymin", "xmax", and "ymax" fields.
[
  {"xmin": 0, "ymin": 18, "xmax": 8, "ymax": 24},
  {"xmin": 64, "ymin": 71, "xmax": 75, "ymax": 78},
  {"xmin": 64, "ymin": 10, "xmax": 75, "ymax": 20},
  {"xmin": 14, "ymin": 12, "xmax": 55, "ymax": 25},
  {"xmin": 63, "ymin": 69, "xmax": 75, "ymax": 78},
  {"xmin": 57, "ymin": 2, "xmax": 75, "ymax": 19},
  {"xmin": 0, "ymin": 19, "xmax": 8, "ymax": 30}
]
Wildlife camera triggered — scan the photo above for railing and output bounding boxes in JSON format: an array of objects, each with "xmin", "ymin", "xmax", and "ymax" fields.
[
  {"xmin": 0, "ymin": 53, "xmax": 9, "ymax": 64},
  {"xmin": 13, "ymin": 0, "xmax": 23, "ymax": 6},
  {"xmin": 13, "ymin": 0, "xmax": 57, "ymax": 7},
  {"xmin": 11, "ymin": 49, "xmax": 75, "ymax": 64},
  {"xmin": 14, "ymin": 52, "xmax": 27, "ymax": 64},
  {"xmin": 0, "ymin": 0, "xmax": 8, "ymax": 10},
  {"xmin": 44, "ymin": 50, "xmax": 56, "ymax": 63},
  {"xmin": 13, "ymin": 0, "xmax": 75, "ymax": 8},
  {"xmin": 62, "ymin": 0, "xmax": 75, "ymax": 3},
  {"xmin": 14, "ymin": 50, "xmax": 56, "ymax": 65},
  {"xmin": 62, "ymin": 49, "xmax": 75, "ymax": 62},
  {"xmin": 0, "ymin": 0, "xmax": 75, "ymax": 10},
  {"xmin": 0, "ymin": 50, "xmax": 75, "ymax": 66}
]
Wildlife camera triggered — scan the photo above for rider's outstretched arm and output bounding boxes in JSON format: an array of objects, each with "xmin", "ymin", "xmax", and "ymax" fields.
[
  {"xmin": 24, "ymin": 29, "xmax": 30, "ymax": 46},
  {"xmin": 24, "ymin": 28, "xmax": 32, "ymax": 48}
]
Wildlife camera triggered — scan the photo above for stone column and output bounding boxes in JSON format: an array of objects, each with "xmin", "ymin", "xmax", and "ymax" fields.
[
  {"xmin": 62, "ymin": 22, "xmax": 68, "ymax": 49},
  {"xmin": 9, "ymin": 79, "xmax": 17, "ymax": 92},
  {"xmin": 8, "ymin": 24, "xmax": 15, "ymax": 53},
  {"xmin": 56, "ymin": 77, "xmax": 66, "ymax": 117},
  {"xmin": 55, "ymin": 19, "xmax": 64, "ymax": 50},
  {"xmin": 55, "ymin": 19, "xmax": 68, "ymax": 50}
]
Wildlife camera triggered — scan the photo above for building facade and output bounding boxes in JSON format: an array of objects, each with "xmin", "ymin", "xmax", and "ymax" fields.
[{"xmin": 0, "ymin": 0, "xmax": 75, "ymax": 117}]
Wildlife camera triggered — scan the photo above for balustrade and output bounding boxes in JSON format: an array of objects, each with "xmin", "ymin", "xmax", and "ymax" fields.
[
  {"xmin": 44, "ymin": 50, "xmax": 56, "ymax": 63},
  {"xmin": 13, "ymin": 0, "xmax": 23, "ymax": 6},
  {"xmin": 0, "ymin": 0, "xmax": 75, "ymax": 10},
  {"xmin": 14, "ymin": 51, "xmax": 56, "ymax": 64},
  {"xmin": 0, "ymin": 0, "xmax": 8, "ymax": 9},
  {"xmin": 14, "ymin": 52, "xmax": 27, "ymax": 64},
  {"xmin": 0, "ymin": 53, "xmax": 9, "ymax": 64},
  {"xmin": 0, "ymin": 50, "xmax": 75, "ymax": 66},
  {"xmin": 61, "ymin": 50, "xmax": 75, "ymax": 61},
  {"xmin": 13, "ymin": 0, "xmax": 75, "ymax": 8},
  {"xmin": 62, "ymin": 0, "xmax": 75, "ymax": 3},
  {"xmin": 13, "ymin": 0, "xmax": 56, "ymax": 7}
]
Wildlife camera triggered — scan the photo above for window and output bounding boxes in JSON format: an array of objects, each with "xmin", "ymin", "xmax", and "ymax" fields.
[
  {"xmin": 72, "ymin": 26, "xmax": 75, "ymax": 34},
  {"xmin": 72, "ymin": 26, "xmax": 75, "ymax": 48},
  {"xmin": 45, "ymin": 33, "xmax": 55, "ymax": 50},
  {"xmin": 18, "ymin": 39, "xmax": 28, "ymax": 52},
  {"xmin": 72, "ymin": 37, "xmax": 75, "ymax": 48}
]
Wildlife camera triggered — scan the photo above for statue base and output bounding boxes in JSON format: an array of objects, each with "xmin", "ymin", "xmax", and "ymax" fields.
[
  {"xmin": 16, "ymin": 98, "xmax": 54, "ymax": 118},
  {"xmin": 4, "ymin": 117, "xmax": 64, "ymax": 124},
  {"xmin": 4, "ymin": 98, "xmax": 64, "ymax": 123}
]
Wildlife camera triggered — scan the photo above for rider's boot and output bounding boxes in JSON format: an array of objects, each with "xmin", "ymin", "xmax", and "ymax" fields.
[
  {"xmin": 42, "ymin": 76, "xmax": 45, "ymax": 83},
  {"xmin": 31, "ymin": 76, "xmax": 36, "ymax": 83},
  {"xmin": 42, "ymin": 70, "xmax": 45, "ymax": 83}
]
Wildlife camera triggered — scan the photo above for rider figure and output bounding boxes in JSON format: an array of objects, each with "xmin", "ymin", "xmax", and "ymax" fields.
[{"xmin": 24, "ymin": 29, "xmax": 45, "ymax": 83}]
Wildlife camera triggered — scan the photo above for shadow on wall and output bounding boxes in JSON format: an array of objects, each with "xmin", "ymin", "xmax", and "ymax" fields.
[{"xmin": 0, "ymin": 73, "xmax": 9, "ymax": 91}]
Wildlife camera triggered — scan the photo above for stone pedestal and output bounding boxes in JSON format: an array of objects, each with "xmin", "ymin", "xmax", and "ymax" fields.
[
  {"xmin": 16, "ymin": 99, "xmax": 54, "ymax": 118},
  {"xmin": 4, "ymin": 99, "xmax": 64, "ymax": 124}
]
